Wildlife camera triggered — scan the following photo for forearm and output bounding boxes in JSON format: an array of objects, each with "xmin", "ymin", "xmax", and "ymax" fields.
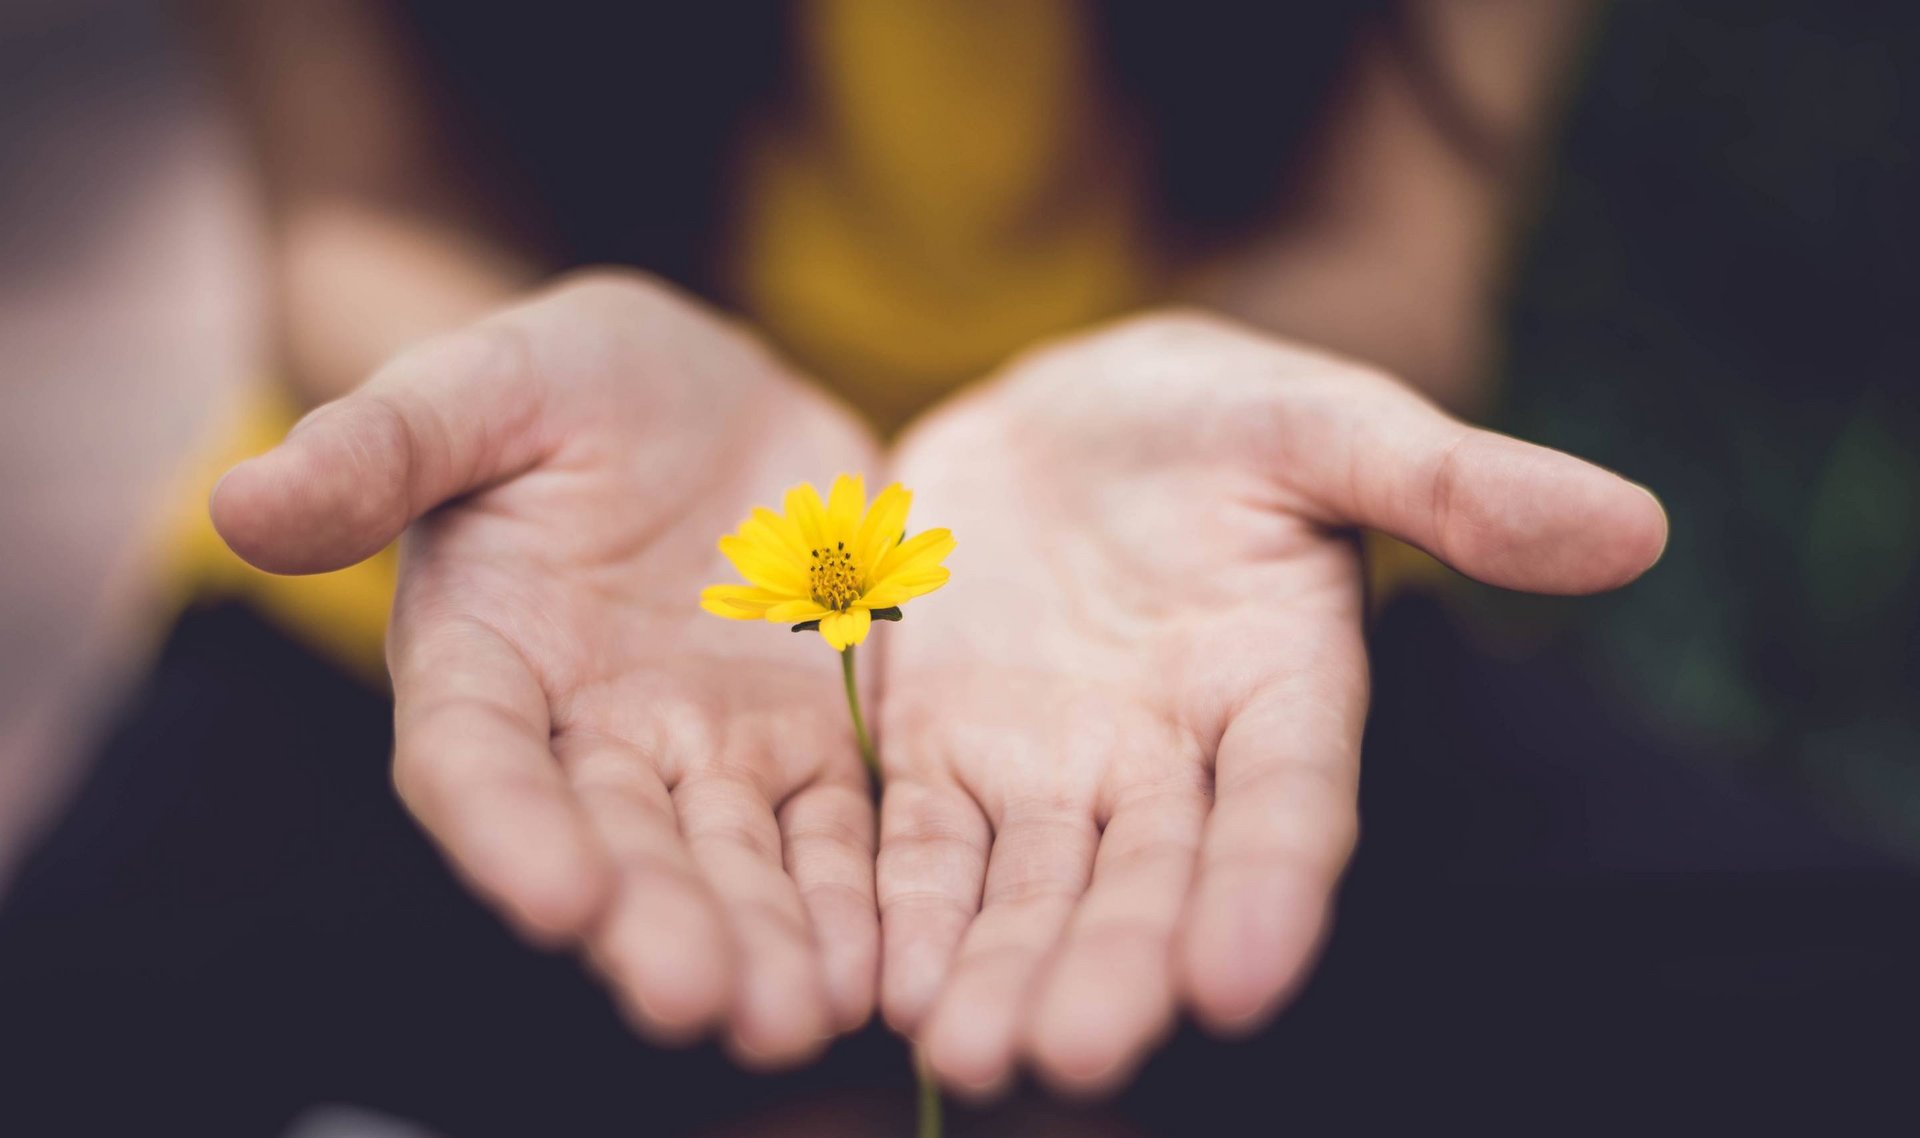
[
  {"xmin": 191, "ymin": 0, "xmax": 544, "ymax": 404},
  {"xmin": 273, "ymin": 202, "xmax": 539, "ymax": 405},
  {"xmin": 1181, "ymin": 0, "xmax": 1597, "ymax": 414}
]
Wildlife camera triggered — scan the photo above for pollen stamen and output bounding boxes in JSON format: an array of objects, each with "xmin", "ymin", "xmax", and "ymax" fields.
[{"xmin": 809, "ymin": 543, "xmax": 862, "ymax": 610}]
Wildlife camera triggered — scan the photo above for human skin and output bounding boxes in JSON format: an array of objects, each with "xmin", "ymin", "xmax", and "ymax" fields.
[
  {"xmin": 214, "ymin": 273, "xmax": 886, "ymax": 1067},
  {"xmin": 213, "ymin": 286, "xmax": 1664, "ymax": 1094},
  {"xmin": 874, "ymin": 312, "xmax": 1665, "ymax": 1097},
  {"xmin": 197, "ymin": 0, "xmax": 1613, "ymax": 1097}
]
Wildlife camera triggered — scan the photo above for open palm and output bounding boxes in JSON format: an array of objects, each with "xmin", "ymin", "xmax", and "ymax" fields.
[
  {"xmin": 875, "ymin": 313, "xmax": 1669, "ymax": 1096},
  {"xmin": 213, "ymin": 274, "xmax": 882, "ymax": 1065}
]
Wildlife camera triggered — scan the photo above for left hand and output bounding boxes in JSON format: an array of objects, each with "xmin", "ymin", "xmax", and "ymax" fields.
[
  {"xmin": 213, "ymin": 272, "xmax": 884, "ymax": 1066},
  {"xmin": 872, "ymin": 312, "xmax": 1668, "ymax": 1096}
]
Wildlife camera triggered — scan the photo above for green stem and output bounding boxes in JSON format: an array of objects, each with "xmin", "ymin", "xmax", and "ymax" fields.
[
  {"xmin": 838, "ymin": 646, "xmax": 939, "ymax": 1137},
  {"xmin": 916, "ymin": 1047, "xmax": 942, "ymax": 1138},
  {"xmin": 841, "ymin": 645, "xmax": 879, "ymax": 778}
]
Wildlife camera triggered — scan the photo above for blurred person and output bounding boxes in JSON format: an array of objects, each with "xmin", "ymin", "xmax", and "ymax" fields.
[{"xmin": 2, "ymin": 1, "xmax": 1917, "ymax": 1134}]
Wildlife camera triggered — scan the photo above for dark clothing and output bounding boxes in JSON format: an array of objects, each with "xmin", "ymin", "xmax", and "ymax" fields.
[
  {"xmin": 2, "ymin": 599, "xmax": 1913, "ymax": 1135},
  {"xmin": 387, "ymin": 1, "xmax": 1379, "ymax": 288}
]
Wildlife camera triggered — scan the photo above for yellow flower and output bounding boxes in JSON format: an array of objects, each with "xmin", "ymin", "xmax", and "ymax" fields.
[{"xmin": 700, "ymin": 474, "xmax": 955, "ymax": 650}]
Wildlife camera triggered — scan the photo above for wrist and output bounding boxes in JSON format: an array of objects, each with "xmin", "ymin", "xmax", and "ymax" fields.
[{"xmin": 275, "ymin": 200, "xmax": 541, "ymax": 406}]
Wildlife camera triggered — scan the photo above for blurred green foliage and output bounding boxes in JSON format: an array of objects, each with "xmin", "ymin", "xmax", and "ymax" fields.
[{"xmin": 1491, "ymin": 1, "xmax": 1920, "ymax": 849}]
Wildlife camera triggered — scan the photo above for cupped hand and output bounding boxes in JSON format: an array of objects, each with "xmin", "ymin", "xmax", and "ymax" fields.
[
  {"xmin": 212, "ymin": 272, "xmax": 882, "ymax": 1066},
  {"xmin": 874, "ymin": 312, "xmax": 1668, "ymax": 1096}
]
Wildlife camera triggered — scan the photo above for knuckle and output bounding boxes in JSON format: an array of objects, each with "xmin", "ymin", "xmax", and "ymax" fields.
[
  {"xmin": 733, "ymin": 889, "xmax": 812, "ymax": 939},
  {"xmin": 879, "ymin": 886, "xmax": 973, "ymax": 919},
  {"xmin": 798, "ymin": 877, "xmax": 874, "ymax": 921},
  {"xmin": 566, "ymin": 747, "xmax": 673, "ymax": 814},
  {"xmin": 786, "ymin": 808, "xmax": 873, "ymax": 861},
  {"xmin": 1101, "ymin": 830, "xmax": 1202, "ymax": 875},
  {"xmin": 678, "ymin": 786, "xmax": 783, "ymax": 860},
  {"xmin": 876, "ymin": 829, "xmax": 980, "ymax": 889},
  {"xmin": 1071, "ymin": 915, "xmax": 1174, "ymax": 956},
  {"xmin": 952, "ymin": 938, "xmax": 1045, "ymax": 977},
  {"xmin": 987, "ymin": 874, "xmax": 1081, "ymax": 909},
  {"xmin": 1215, "ymin": 809, "xmax": 1358, "ymax": 882},
  {"xmin": 314, "ymin": 394, "xmax": 418, "ymax": 539}
]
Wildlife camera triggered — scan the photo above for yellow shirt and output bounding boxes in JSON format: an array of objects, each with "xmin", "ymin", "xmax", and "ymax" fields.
[
  {"xmin": 159, "ymin": 0, "xmax": 1438, "ymax": 684},
  {"xmin": 730, "ymin": 0, "xmax": 1151, "ymax": 433},
  {"xmin": 161, "ymin": 0, "xmax": 1150, "ymax": 684}
]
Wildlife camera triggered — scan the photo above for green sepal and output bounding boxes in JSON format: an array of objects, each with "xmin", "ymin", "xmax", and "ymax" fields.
[{"xmin": 794, "ymin": 608, "xmax": 902, "ymax": 632}]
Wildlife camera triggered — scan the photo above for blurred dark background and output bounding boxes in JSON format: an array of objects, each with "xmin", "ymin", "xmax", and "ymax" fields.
[
  {"xmin": 1492, "ymin": 0, "xmax": 1920, "ymax": 855},
  {"xmin": 0, "ymin": 0, "xmax": 257, "ymax": 885}
]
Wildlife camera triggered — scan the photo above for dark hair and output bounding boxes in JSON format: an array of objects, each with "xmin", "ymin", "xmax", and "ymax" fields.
[
  {"xmin": 397, "ymin": 2, "xmax": 1479, "ymax": 285},
  {"xmin": 1098, "ymin": 0, "xmax": 1502, "ymax": 251}
]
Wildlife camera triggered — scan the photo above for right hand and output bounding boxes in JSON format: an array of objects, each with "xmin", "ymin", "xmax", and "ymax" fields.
[
  {"xmin": 212, "ymin": 272, "xmax": 883, "ymax": 1067},
  {"xmin": 870, "ymin": 311, "xmax": 1668, "ymax": 1096}
]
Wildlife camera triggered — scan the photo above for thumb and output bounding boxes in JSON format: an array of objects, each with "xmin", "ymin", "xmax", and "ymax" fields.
[
  {"xmin": 1281, "ymin": 371, "xmax": 1668, "ymax": 595},
  {"xmin": 211, "ymin": 324, "xmax": 547, "ymax": 575}
]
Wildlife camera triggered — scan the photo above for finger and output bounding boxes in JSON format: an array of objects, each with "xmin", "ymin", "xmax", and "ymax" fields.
[
  {"xmin": 673, "ymin": 773, "xmax": 835, "ymax": 1068},
  {"xmin": 1026, "ymin": 783, "xmax": 1207, "ymax": 1096},
  {"xmin": 876, "ymin": 778, "xmax": 992, "ymax": 1035},
  {"xmin": 1276, "ymin": 367, "xmax": 1668, "ymax": 594},
  {"xmin": 920, "ymin": 802, "xmax": 1099, "ymax": 1098},
  {"xmin": 1178, "ymin": 647, "xmax": 1366, "ymax": 1036},
  {"xmin": 388, "ymin": 618, "xmax": 612, "ymax": 946},
  {"xmin": 779, "ymin": 778, "xmax": 880, "ymax": 1032},
  {"xmin": 557, "ymin": 735, "xmax": 734, "ymax": 1044},
  {"xmin": 211, "ymin": 319, "xmax": 548, "ymax": 575}
]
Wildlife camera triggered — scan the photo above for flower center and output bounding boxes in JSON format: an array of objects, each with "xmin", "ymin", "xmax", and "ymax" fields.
[{"xmin": 809, "ymin": 542, "xmax": 862, "ymax": 611}]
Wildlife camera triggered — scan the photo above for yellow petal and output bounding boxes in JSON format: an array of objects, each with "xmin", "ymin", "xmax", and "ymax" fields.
[
  {"xmin": 853, "ymin": 483, "xmax": 911, "ymax": 581},
  {"xmin": 767, "ymin": 598, "xmax": 834, "ymax": 623},
  {"xmin": 858, "ymin": 567, "xmax": 950, "ymax": 609},
  {"xmin": 817, "ymin": 607, "xmax": 872, "ymax": 650},
  {"xmin": 719, "ymin": 535, "xmax": 809, "ymax": 594},
  {"xmin": 742, "ymin": 507, "xmax": 808, "ymax": 563},
  {"xmin": 825, "ymin": 473, "xmax": 866, "ymax": 543},
  {"xmin": 700, "ymin": 584, "xmax": 786, "ymax": 619},
  {"xmin": 874, "ymin": 528, "xmax": 955, "ymax": 581},
  {"xmin": 784, "ymin": 482, "xmax": 829, "ymax": 549}
]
